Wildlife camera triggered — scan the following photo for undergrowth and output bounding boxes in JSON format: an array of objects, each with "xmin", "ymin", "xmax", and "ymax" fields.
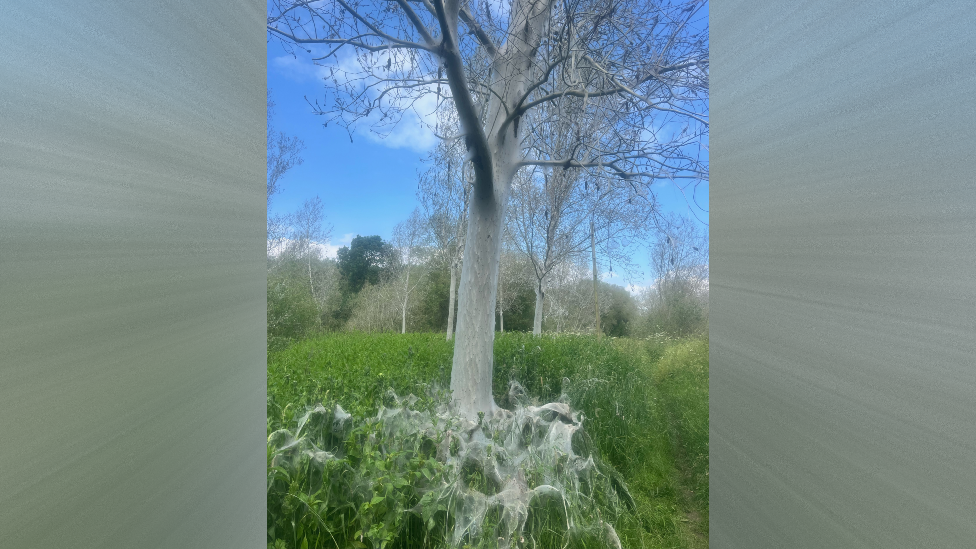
[{"xmin": 267, "ymin": 332, "xmax": 709, "ymax": 549}]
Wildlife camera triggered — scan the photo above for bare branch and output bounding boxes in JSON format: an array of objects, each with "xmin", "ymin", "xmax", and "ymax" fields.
[{"xmin": 458, "ymin": 6, "xmax": 498, "ymax": 58}]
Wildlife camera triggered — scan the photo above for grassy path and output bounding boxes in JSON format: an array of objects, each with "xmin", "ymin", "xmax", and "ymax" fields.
[{"xmin": 614, "ymin": 336, "xmax": 709, "ymax": 548}]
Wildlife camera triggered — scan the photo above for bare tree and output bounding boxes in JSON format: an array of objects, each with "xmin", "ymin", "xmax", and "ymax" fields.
[
  {"xmin": 390, "ymin": 208, "xmax": 431, "ymax": 333},
  {"xmin": 418, "ymin": 107, "xmax": 471, "ymax": 340},
  {"xmin": 507, "ymin": 162, "xmax": 650, "ymax": 336},
  {"xmin": 647, "ymin": 213, "xmax": 708, "ymax": 336},
  {"xmin": 267, "ymin": 89, "xmax": 305, "ymax": 203},
  {"xmin": 542, "ymin": 254, "xmax": 590, "ymax": 333},
  {"xmin": 288, "ymin": 196, "xmax": 334, "ymax": 302},
  {"xmin": 267, "ymin": 89, "xmax": 307, "ymax": 258},
  {"xmin": 269, "ymin": 0, "xmax": 708, "ymax": 419},
  {"xmin": 496, "ymin": 240, "xmax": 532, "ymax": 332}
]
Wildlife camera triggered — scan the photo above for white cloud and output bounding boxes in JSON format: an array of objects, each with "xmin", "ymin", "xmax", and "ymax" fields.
[
  {"xmin": 268, "ymin": 237, "xmax": 347, "ymax": 259},
  {"xmin": 316, "ymin": 241, "xmax": 340, "ymax": 259},
  {"xmin": 625, "ymin": 283, "xmax": 649, "ymax": 296},
  {"xmin": 272, "ymin": 55, "xmax": 328, "ymax": 83},
  {"xmin": 272, "ymin": 51, "xmax": 439, "ymax": 153}
]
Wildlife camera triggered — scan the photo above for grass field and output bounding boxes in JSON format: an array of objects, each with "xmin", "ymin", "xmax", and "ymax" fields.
[{"xmin": 267, "ymin": 333, "xmax": 708, "ymax": 549}]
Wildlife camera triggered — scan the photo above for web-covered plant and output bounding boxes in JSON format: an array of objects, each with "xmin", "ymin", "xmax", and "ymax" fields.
[{"xmin": 268, "ymin": 379, "xmax": 634, "ymax": 549}]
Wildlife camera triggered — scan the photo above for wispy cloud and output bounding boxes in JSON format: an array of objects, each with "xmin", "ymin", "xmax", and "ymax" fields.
[
  {"xmin": 272, "ymin": 55, "xmax": 326, "ymax": 83},
  {"xmin": 271, "ymin": 52, "xmax": 439, "ymax": 153},
  {"xmin": 625, "ymin": 283, "xmax": 648, "ymax": 296},
  {"xmin": 268, "ymin": 236, "xmax": 349, "ymax": 259}
]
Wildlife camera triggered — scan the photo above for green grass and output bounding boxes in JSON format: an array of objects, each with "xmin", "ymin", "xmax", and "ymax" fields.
[{"xmin": 267, "ymin": 332, "xmax": 709, "ymax": 549}]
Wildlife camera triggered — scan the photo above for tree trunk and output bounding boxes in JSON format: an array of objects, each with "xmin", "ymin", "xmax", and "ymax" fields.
[
  {"xmin": 446, "ymin": 260, "xmax": 457, "ymax": 341},
  {"xmin": 450, "ymin": 177, "xmax": 510, "ymax": 419},
  {"xmin": 401, "ymin": 268, "xmax": 410, "ymax": 334},
  {"xmin": 307, "ymin": 254, "xmax": 316, "ymax": 303},
  {"xmin": 447, "ymin": 0, "xmax": 554, "ymax": 420},
  {"xmin": 532, "ymin": 277, "xmax": 544, "ymax": 336},
  {"xmin": 591, "ymin": 218, "xmax": 601, "ymax": 341}
]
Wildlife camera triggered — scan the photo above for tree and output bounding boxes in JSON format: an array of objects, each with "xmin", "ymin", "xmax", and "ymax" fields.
[
  {"xmin": 390, "ymin": 208, "xmax": 431, "ymax": 333},
  {"xmin": 267, "ymin": 89, "xmax": 305, "ymax": 257},
  {"xmin": 418, "ymin": 107, "xmax": 471, "ymax": 340},
  {"xmin": 267, "ymin": 90, "xmax": 324, "ymax": 346},
  {"xmin": 344, "ymin": 279, "xmax": 402, "ymax": 332},
  {"xmin": 539, "ymin": 255, "xmax": 590, "ymax": 333},
  {"xmin": 269, "ymin": 0, "xmax": 708, "ymax": 419},
  {"xmin": 337, "ymin": 235, "xmax": 391, "ymax": 293},
  {"xmin": 507, "ymin": 163, "xmax": 650, "ymax": 336},
  {"xmin": 600, "ymin": 283, "xmax": 637, "ymax": 337},
  {"xmin": 645, "ymin": 213, "xmax": 708, "ymax": 337},
  {"xmin": 496, "ymin": 245, "xmax": 533, "ymax": 333},
  {"xmin": 287, "ymin": 196, "xmax": 333, "ymax": 303}
]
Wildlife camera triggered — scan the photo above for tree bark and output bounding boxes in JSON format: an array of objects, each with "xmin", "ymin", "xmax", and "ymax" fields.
[
  {"xmin": 446, "ymin": 0, "xmax": 555, "ymax": 420},
  {"xmin": 532, "ymin": 277, "xmax": 545, "ymax": 336},
  {"xmin": 446, "ymin": 260, "xmax": 457, "ymax": 340},
  {"xmin": 307, "ymin": 255, "xmax": 316, "ymax": 303},
  {"xmin": 591, "ymin": 218, "xmax": 601, "ymax": 340},
  {"xmin": 450, "ymin": 173, "xmax": 511, "ymax": 419},
  {"xmin": 401, "ymin": 267, "xmax": 410, "ymax": 334}
]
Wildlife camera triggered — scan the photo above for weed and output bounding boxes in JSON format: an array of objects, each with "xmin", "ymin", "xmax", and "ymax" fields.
[{"xmin": 267, "ymin": 333, "xmax": 709, "ymax": 549}]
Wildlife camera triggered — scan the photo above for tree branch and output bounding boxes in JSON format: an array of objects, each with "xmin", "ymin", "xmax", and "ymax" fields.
[
  {"xmin": 268, "ymin": 26, "xmax": 434, "ymax": 53},
  {"xmin": 432, "ymin": 0, "xmax": 494, "ymax": 200},
  {"xmin": 394, "ymin": 0, "xmax": 437, "ymax": 47},
  {"xmin": 458, "ymin": 6, "xmax": 498, "ymax": 58}
]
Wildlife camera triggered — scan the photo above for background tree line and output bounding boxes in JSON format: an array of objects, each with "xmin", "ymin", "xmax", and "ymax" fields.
[{"xmin": 268, "ymin": 93, "xmax": 707, "ymax": 349}]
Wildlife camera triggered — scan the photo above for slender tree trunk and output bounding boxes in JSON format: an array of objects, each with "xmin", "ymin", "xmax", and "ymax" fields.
[
  {"xmin": 532, "ymin": 277, "xmax": 545, "ymax": 336},
  {"xmin": 401, "ymin": 268, "xmax": 410, "ymax": 334},
  {"xmin": 446, "ymin": 260, "xmax": 457, "ymax": 341},
  {"xmin": 591, "ymin": 218, "xmax": 601, "ymax": 341},
  {"xmin": 307, "ymin": 254, "xmax": 316, "ymax": 303},
  {"xmin": 498, "ymin": 273, "xmax": 504, "ymax": 333}
]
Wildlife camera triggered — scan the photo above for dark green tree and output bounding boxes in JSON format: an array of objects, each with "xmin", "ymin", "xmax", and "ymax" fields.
[
  {"xmin": 600, "ymin": 283, "xmax": 638, "ymax": 338},
  {"xmin": 336, "ymin": 235, "xmax": 390, "ymax": 293}
]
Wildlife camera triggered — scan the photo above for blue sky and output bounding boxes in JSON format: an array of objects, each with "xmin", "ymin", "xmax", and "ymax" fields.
[{"xmin": 266, "ymin": 9, "xmax": 708, "ymax": 292}]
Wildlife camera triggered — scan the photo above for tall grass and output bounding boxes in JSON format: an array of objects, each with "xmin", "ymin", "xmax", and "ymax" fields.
[{"xmin": 267, "ymin": 333, "xmax": 708, "ymax": 549}]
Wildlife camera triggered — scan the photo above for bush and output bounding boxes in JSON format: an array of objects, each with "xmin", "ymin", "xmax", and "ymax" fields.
[{"xmin": 268, "ymin": 272, "xmax": 320, "ymax": 347}]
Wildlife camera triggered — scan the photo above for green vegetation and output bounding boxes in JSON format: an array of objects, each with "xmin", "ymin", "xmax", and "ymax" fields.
[{"xmin": 268, "ymin": 333, "xmax": 708, "ymax": 549}]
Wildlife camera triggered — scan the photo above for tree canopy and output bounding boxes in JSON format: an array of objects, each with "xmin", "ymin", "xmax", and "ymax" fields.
[{"xmin": 337, "ymin": 235, "xmax": 391, "ymax": 293}]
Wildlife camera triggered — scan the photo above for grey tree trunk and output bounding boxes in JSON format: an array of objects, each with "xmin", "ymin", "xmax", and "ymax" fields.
[
  {"xmin": 450, "ymin": 174, "xmax": 511, "ymax": 419},
  {"xmin": 447, "ymin": 0, "xmax": 554, "ymax": 420},
  {"xmin": 307, "ymin": 255, "xmax": 316, "ymax": 303},
  {"xmin": 401, "ymin": 268, "xmax": 410, "ymax": 334},
  {"xmin": 446, "ymin": 261, "xmax": 457, "ymax": 341},
  {"xmin": 591, "ymin": 218, "xmax": 600, "ymax": 340},
  {"xmin": 532, "ymin": 278, "xmax": 545, "ymax": 336},
  {"xmin": 498, "ymin": 270, "xmax": 505, "ymax": 333}
]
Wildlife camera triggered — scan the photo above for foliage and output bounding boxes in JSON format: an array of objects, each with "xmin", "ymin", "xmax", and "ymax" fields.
[
  {"xmin": 412, "ymin": 264, "xmax": 453, "ymax": 333},
  {"xmin": 598, "ymin": 284, "xmax": 638, "ymax": 338},
  {"xmin": 338, "ymin": 236, "xmax": 391, "ymax": 294},
  {"xmin": 268, "ymin": 333, "xmax": 709, "ymax": 549},
  {"xmin": 344, "ymin": 280, "xmax": 411, "ymax": 334},
  {"xmin": 651, "ymin": 337, "xmax": 709, "ymax": 535},
  {"xmin": 638, "ymin": 281, "xmax": 708, "ymax": 339},
  {"xmin": 640, "ymin": 214, "xmax": 709, "ymax": 338},
  {"xmin": 268, "ymin": 263, "xmax": 320, "ymax": 349}
]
